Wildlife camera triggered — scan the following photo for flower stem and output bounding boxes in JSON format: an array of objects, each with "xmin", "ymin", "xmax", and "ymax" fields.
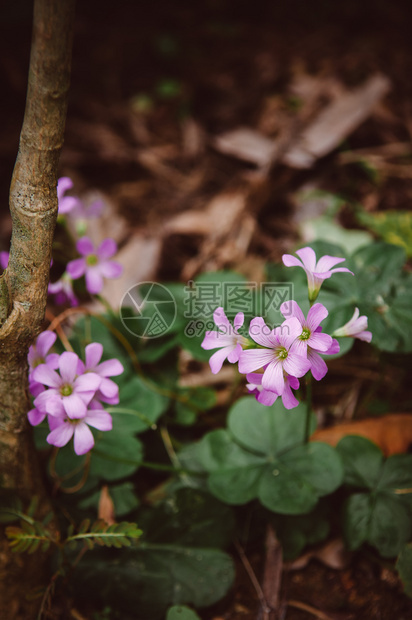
[{"xmin": 304, "ymin": 374, "xmax": 312, "ymax": 444}]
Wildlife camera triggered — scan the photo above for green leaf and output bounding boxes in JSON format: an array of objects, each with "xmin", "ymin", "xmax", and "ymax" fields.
[
  {"xmin": 336, "ymin": 436, "xmax": 384, "ymax": 488},
  {"xmin": 397, "ymin": 544, "xmax": 412, "ymax": 598},
  {"xmin": 197, "ymin": 397, "xmax": 343, "ymax": 515},
  {"xmin": 138, "ymin": 488, "xmax": 235, "ymax": 550},
  {"xmin": 166, "ymin": 606, "xmax": 201, "ymax": 620},
  {"xmin": 319, "ymin": 242, "xmax": 412, "ymax": 352},
  {"xmin": 339, "ymin": 438, "xmax": 412, "ymax": 557},
  {"xmin": 270, "ymin": 503, "xmax": 330, "ymax": 559},
  {"xmin": 73, "ymin": 545, "xmax": 234, "ymax": 619},
  {"xmin": 53, "ymin": 431, "xmax": 143, "ymax": 486},
  {"xmin": 357, "ymin": 210, "xmax": 412, "ymax": 258},
  {"xmin": 173, "ymin": 386, "xmax": 216, "ymax": 426},
  {"xmin": 115, "ymin": 374, "xmax": 169, "ymax": 433}
]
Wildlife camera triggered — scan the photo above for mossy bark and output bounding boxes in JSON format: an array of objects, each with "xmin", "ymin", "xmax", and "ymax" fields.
[{"xmin": 0, "ymin": 0, "xmax": 75, "ymax": 617}]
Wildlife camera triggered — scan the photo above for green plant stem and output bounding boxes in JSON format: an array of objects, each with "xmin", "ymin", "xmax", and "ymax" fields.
[{"xmin": 305, "ymin": 375, "xmax": 312, "ymax": 444}]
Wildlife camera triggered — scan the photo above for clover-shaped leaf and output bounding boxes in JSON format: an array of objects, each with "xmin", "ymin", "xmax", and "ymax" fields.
[
  {"xmin": 337, "ymin": 436, "xmax": 412, "ymax": 557},
  {"xmin": 196, "ymin": 397, "xmax": 343, "ymax": 515}
]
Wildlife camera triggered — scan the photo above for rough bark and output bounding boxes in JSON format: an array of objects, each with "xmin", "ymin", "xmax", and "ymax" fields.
[{"xmin": 0, "ymin": 0, "xmax": 75, "ymax": 617}]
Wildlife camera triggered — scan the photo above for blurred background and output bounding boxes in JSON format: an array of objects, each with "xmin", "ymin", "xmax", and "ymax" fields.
[{"xmin": 1, "ymin": 0, "xmax": 412, "ymax": 285}]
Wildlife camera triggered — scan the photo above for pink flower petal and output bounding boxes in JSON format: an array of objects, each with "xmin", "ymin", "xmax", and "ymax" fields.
[
  {"xmin": 308, "ymin": 350, "xmax": 328, "ymax": 380},
  {"xmin": 325, "ymin": 339, "xmax": 340, "ymax": 355},
  {"xmin": 63, "ymin": 393, "xmax": 87, "ymax": 419},
  {"xmin": 209, "ymin": 346, "xmax": 232, "ymax": 374},
  {"xmin": 96, "ymin": 359, "xmax": 124, "ymax": 377},
  {"xmin": 32, "ymin": 364, "xmax": 62, "ymax": 388},
  {"xmin": 315, "ymin": 255, "xmax": 347, "ymax": 272},
  {"xmin": 295, "ymin": 247, "xmax": 317, "ymax": 272},
  {"xmin": 85, "ymin": 409, "xmax": 113, "ymax": 431},
  {"xmin": 57, "ymin": 177, "xmax": 73, "ymax": 197},
  {"xmin": 77, "ymin": 237, "xmax": 95, "ymax": 256},
  {"xmin": 278, "ymin": 317, "xmax": 303, "ymax": 349},
  {"xmin": 67, "ymin": 257, "xmax": 87, "ymax": 279},
  {"xmin": 282, "ymin": 254, "xmax": 304, "ymax": 269},
  {"xmin": 45, "ymin": 395, "xmax": 65, "ymax": 417},
  {"xmin": 47, "ymin": 423, "xmax": 74, "ymax": 448},
  {"xmin": 97, "ymin": 238, "xmax": 117, "ymax": 260},
  {"xmin": 281, "ymin": 383, "xmax": 299, "ymax": 410},
  {"xmin": 85, "ymin": 343, "xmax": 103, "ymax": 369},
  {"xmin": 85, "ymin": 268, "xmax": 103, "ymax": 294},
  {"xmin": 307, "ymin": 303, "xmax": 328, "ymax": 331},
  {"xmin": 283, "ymin": 352, "xmax": 311, "ymax": 378},
  {"xmin": 97, "ymin": 377, "xmax": 119, "ymax": 399},
  {"xmin": 262, "ymin": 360, "xmax": 285, "ymax": 394},
  {"xmin": 28, "ymin": 408, "xmax": 46, "ymax": 426},
  {"xmin": 246, "ymin": 373, "xmax": 263, "ymax": 385},
  {"xmin": 227, "ymin": 342, "xmax": 242, "ymax": 363},
  {"xmin": 73, "ymin": 423, "xmax": 95, "ymax": 455},
  {"xmin": 74, "ymin": 372, "xmax": 101, "ymax": 393},
  {"xmin": 201, "ymin": 331, "xmax": 234, "ymax": 350},
  {"xmin": 281, "ymin": 300, "xmax": 305, "ymax": 324},
  {"xmin": 99, "ymin": 261, "xmax": 123, "ymax": 280},
  {"xmin": 35, "ymin": 331, "xmax": 57, "ymax": 358},
  {"xmin": 59, "ymin": 351, "xmax": 79, "ymax": 383},
  {"xmin": 238, "ymin": 349, "xmax": 277, "ymax": 374},
  {"xmin": 257, "ymin": 388, "xmax": 278, "ymax": 406},
  {"xmin": 308, "ymin": 331, "xmax": 332, "ymax": 352},
  {"xmin": 213, "ymin": 307, "xmax": 231, "ymax": 332},
  {"xmin": 233, "ymin": 312, "xmax": 245, "ymax": 330},
  {"xmin": 249, "ymin": 317, "xmax": 278, "ymax": 348}
]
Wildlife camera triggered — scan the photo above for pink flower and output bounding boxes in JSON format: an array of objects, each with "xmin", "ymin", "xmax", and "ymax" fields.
[
  {"xmin": 201, "ymin": 307, "xmax": 248, "ymax": 374},
  {"xmin": 68, "ymin": 197, "xmax": 104, "ymax": 220},
  {"xmin": 46, "ymin": 400, "xmax": 112, "ymax": 455},
  {"xmin": 0, "ymin": 251, "xmax": 9, "ymax": 270},
  {"xmin": 280, "ymin": 301, "xmax": 332, "ymax": 356},
  {"xmin": 246, "ymin": 372, "xmax": 299, "ymax": 410},
  {"xmin": 57, "ymin": 177, "xmax": 80, "ymax": 215},
  {"xmin": 28, "ymin": 331, "xmax": 59, "ymax": 382},
  {"xmin": 333, "ymin": 308, "xmax": 372, "ymax": 343},
  {"xmin": 78, "ymin": 343, "xmax": 124, "ymax": 405},
  {"xmin": 33, "ymin": 351, "xmax": 101, "ymax": 420},
  {"xmin": 307, "ymin": 333, "xmax": 340, "ymax": 381},
  {"xmin": 67, "ymin": 237, "xmax": 123, "ymax": 295},
  {"xmin": 48, "ymin": 272, "xmax": 78, "ymax": 307},
  {"xmin": 238, "ymin": 317, "xmax": 311, "ymax": 395},
  {"xmin": 282, "ymin": 247, "xmax": 353, "ymax": 301}
]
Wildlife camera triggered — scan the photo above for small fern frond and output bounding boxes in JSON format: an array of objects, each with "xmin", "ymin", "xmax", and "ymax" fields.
[{"xmin": 65, "ymin": 520, "xmax": 142, "ymax": 550}]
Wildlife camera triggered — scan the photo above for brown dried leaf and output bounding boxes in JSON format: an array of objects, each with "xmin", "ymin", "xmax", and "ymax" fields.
[
  {"xmin": 286, "ymin": 539, "xmax": 351, "ymax": 571},
  {"xmin": 312, "ymin": 414, "xmax": 412, "ymax": 456},
  {"xmin": 212, "ymin": 127, "xmax": 278, "ymax": 168},
  {"xmin": 98, "ymin": 485, "xmax": 116, "ymax": 525},
  {"xmin": 283, "ymin": 74, "xmax": 391, "ymax": 168}
]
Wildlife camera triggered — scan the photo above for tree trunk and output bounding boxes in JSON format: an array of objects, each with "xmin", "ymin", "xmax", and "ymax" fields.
[{"xmin": 0, "ymin": 0, "xmax": 75, "ymax": 617}]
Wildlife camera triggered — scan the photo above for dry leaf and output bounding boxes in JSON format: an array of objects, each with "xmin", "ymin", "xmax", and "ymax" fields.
[
  {"xmin": 312, "ymin": 414, "xmax": 412, "ymax": 456},
  {"xmin": 212, "ymin": 127, "xmax": 278, "ymax": 168},
  {"xmin": 98, "ymin": 485, "xmax": 116, "ymax": 525},
  {"xmin": 283, "ymin": 74, "xmax": 391, "ymax": 168},
  {"xmin": 286, "ymin": 539, "xmax": 352, "ymax": 571}
]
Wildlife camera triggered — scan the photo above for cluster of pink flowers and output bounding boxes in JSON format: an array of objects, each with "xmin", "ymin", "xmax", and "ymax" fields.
[
  {"xmin": 202, "ymin": 247, "xmax": 372, "ymax": 410},
  {"xmin": 48, "ymin": 177, "xmax": 123, "ymax": 304},
  {"xmin": 28, "ymin": 331, "xmax": 123, "ymax": 455}
]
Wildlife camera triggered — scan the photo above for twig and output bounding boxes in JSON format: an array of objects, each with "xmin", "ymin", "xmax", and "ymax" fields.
[
  {"xmin": 234, "ymin": 539, "xmax": 271, "ymax": 619},
  {"xmin": 287, "ymin": 599, "xmax": 335, "ymax": 620}
]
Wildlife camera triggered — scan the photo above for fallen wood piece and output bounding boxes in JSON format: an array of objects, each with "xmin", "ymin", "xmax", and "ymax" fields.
[
  {"xmin": 283, "ymin": 74, "xmax": 391, "ymax": 168},
  {"xmin": 312, "ymin": 414, "xmax": 412, "ymax": 456}
]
